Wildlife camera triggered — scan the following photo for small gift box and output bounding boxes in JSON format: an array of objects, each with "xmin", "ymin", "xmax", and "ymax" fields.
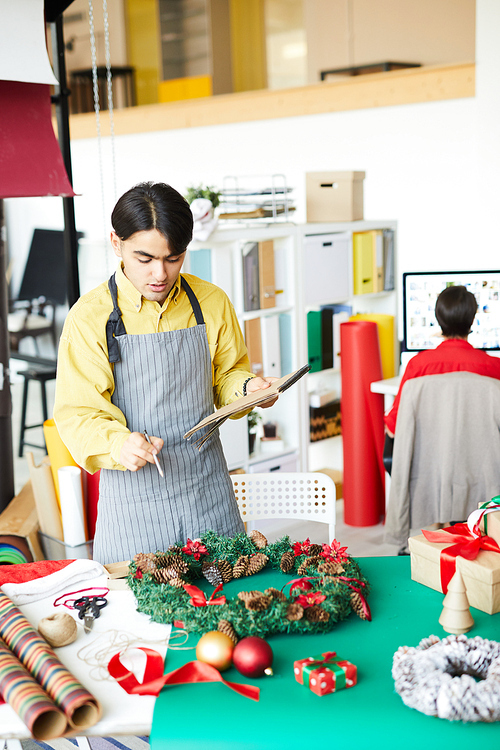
[
  {"xmin": 294, "ymin": 651, "xmax": 357, "ymax": 696},
  {"xmin": 408, "ymin": 524, "xmax": 500, "ymax": 615}
]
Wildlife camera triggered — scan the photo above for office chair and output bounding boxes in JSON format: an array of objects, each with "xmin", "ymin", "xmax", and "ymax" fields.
[
  {"xmin": 384, "ymin": 371, "xmax": 500, "ymax": 549},
  {"xmin": 231, "ymin": 472, "xmax": 336, "ymax": 542}
]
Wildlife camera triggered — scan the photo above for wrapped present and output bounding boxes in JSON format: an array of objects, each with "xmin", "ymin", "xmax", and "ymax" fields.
[
  {"xmin": 294, "ymin": 651, "xmax": 357, "ymax": 697},
  {"xmin": 468, "ymin": 500, "xmax": 500, "ymax": 548},
  {"xmin": 408, "ymin": 523, "xmax": 500, "ymax": 615}
]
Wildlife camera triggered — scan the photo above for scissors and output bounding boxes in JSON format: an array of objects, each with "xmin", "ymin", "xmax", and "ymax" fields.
[{"xmin": 73, "ymin": 595, "xmax": 108, "ymax": 633}]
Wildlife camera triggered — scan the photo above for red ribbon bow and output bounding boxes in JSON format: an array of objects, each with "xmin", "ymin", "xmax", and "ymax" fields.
[
  {"xmin": 307, "ymin": 651, "xmax": 337, "ymax": 668},
  {"xmin": 108, "ymin": 648, "xmax": 259, "ymax": 701},
  {"xmin": 422, "ymin": 523, "xmax": 500, "ymax": 593},
  {"xmin": 183, "ymin": 583, "xmax": 226, "ymax": 607}
]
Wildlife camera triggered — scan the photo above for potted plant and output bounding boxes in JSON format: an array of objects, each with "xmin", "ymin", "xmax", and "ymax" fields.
[
  {"xmin": 185, "ymin": 184, "xmax": 221, "ymax": 208},
  {"xmin": 247, "ymin": 409, "xmax": 261, "ymax": 455}
]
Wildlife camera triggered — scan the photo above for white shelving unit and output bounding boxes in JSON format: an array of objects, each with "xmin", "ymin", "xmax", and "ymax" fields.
[{"xmin": 187, "ymin": 220, "xmax": 397, "ymax": 474}]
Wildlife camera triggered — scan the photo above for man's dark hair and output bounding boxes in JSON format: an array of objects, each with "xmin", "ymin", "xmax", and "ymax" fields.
[
  {"xmin": 111, "ymin": 182, "xmax": 193, "ymax": 255},
  {"xmin": 435, "ymin": 285, "xmax": 478, "ymax": 338}
]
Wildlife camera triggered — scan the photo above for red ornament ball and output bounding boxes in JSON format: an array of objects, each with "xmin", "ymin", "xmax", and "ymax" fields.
[
  {"xmin": 232, "ymin": 636, "xmax": 273, "ymax": 678},
  {"xmin": 289, "ymin": 579, "xmax": 314, "ymax": 594},
  {"xmin": 196, "ymin": 631, "xmax": 234, "ymax": 672}
]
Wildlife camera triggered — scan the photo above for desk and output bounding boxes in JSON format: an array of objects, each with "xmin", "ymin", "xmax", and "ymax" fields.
[
  {"xmin": 370, "ymin": 374, "xmax": 401, "ymax": 410},
  {"xmin": 151, "ymin": 557, "xmax": 500, "ymax": 749}
]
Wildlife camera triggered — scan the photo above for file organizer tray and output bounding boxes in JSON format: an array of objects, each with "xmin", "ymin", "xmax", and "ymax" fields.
[{"xmin": 39, "ymin": 531, "xmax": 94, "ymax": 561}]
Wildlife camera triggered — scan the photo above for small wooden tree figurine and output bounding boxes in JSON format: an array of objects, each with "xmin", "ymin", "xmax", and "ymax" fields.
[{"xmin": 439, "ymin": 567, "xmax": 474, "ymax": 635}]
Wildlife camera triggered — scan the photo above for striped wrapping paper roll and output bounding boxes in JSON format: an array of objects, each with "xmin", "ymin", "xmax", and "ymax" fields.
[
  {"xmin": 0, "ymin": 592, "xmax": 101, "ymax": 730},
  {"xmin": 0, "ymin": 638, "xmax": 67, "ymax": 739}
]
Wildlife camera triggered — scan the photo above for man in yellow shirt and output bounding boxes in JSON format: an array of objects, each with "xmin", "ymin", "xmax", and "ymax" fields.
[{"xmin": 54, "ymin": 182, "xmax": 276, "ymax": 564}]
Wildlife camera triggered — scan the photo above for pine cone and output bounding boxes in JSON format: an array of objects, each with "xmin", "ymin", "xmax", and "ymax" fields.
[
  {"xmin": 280, "ymin": 550, "xmax": 295, "ymax": 573},
  {"xmin": 158, "ymin": 555, "xmax": 189, "ymax": 577},
  {"xmin": 216, "ymin": 560, "xmax": 233, "ymax": 583},
  {"xmin": 309, "ymin": 544, "xmax": 323, "ymax": 556},
  {"xmin": 238, "ymin": 591, "xmax": 272, "ymax": 611},
  {"xmin": 168, "ymin": 577, "xmax": 186, "ymax": 588},
  {"xmin": 246, "ymin": 553, "xmax": 269, "ymax": 576},
  {"xmin": 167, "ymin": 545, "xmax": 183, "ymax": 555},
  {"xmin": 152, "ymin": 568, "xmax": 171, "ymax": 584},
  {"xmin": 133, "ymin": 552, "xmax": 157, "ymax": 574},
  {"xmin": 286, "ymin": 602, "xmax": 304, "ymax": 621},
  {"xmin": 218, "ymin": 620, "xmax": 238, "ymax": 645},
  {"xmin": 249, "ymin": 530, "xmax": 268, "ymax": 549},
  {"xmin": 233, "ymin": 555, "xmax": 250, "ymax": 578},
  {"xmin": 350, "ymin": 591, "xmax": 371, "ymax": 620},
  {"xmin": 304, "ymin": 605, "xmax": 330, "ymax": 623},
  {"xmin": 297, "ymin": 555, "xmax": 323, "ymax": 576},
  {"xmin": 318, "ymin": 561, "xmax": 345, "ymax": 576},
  {"xmin": 202, "ymin": 561, "xmax": 224, "ymax": 587},
  {"xmin": 265, "ymin": 587, "xmax": 287, "ymax": 602}
]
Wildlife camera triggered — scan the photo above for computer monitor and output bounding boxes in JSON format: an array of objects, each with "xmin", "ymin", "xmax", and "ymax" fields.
[{"xmin": 402, "ymin": 270, "xmax": 500, "ymax": 352}]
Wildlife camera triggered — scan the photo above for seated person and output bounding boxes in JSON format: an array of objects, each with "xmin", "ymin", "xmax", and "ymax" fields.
[{"xmin": 385, "ymin": 284, "xmax": 500, "ymax": 436}]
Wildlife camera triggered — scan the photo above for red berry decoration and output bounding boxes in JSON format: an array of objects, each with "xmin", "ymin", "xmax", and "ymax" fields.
[{"xmin": 232, "ymin": 636, "xmax": 273, "ymax": 678}]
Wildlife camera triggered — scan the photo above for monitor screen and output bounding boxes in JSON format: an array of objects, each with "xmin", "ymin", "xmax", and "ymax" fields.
[{"xmin": 403, "ymin": 270, "xmax": 500, "ymax": 352}]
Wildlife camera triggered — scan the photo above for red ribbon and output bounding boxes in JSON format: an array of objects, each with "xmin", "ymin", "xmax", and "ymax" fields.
[
  {"xmin": 108, "ymin": 648, "xmax": 259, "ymax": 701},
  {"xmin": 422, "ymin": 523, "xmax": 500, "ymax": 593},
  {"xmin": 307, "ymin": 651, "xmax": 337, "ymax": 668},
  {"xmin": 183, "ymin": 583, "xmax": 226, "ymax": 607}
]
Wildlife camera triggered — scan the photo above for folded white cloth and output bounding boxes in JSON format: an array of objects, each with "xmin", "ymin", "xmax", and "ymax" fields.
[{"xmin": 0, "ymin": 558, "xmax": 107, "ymax": 605}]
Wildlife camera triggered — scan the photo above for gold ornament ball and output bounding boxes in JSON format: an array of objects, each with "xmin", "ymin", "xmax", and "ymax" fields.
[{"xmin": 196, "ymin": 631, "xmax": 234, "ymax": 672}]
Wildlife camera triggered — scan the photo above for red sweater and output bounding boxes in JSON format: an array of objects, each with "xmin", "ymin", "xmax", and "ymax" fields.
[{"xmin": 385, "ymin": 339, "xmax": 500, "ymax": 434}]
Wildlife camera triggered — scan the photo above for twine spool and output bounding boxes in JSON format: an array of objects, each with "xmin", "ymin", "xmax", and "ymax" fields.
[{"xmin": 38, "ymin": 612, "xmax": 78, "ymax": 648}]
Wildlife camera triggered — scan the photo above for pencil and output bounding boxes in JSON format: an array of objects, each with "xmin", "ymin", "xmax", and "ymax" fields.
[{"xmin": 143, "ymin": 429, "xmax": 164, "ymax": 478}]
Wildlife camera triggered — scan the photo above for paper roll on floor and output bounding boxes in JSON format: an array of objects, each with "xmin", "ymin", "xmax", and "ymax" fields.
[
  {"xmin": 58, "ymin": 466, "xmax": 88, "ymax": 549},
  {"xmin": 340, "ymin": 320, "xmax": 385, "ymax": 527},
  {"xmin": 43, "ymin": 419, "xmax": 78, "ymax": 504},
  {"xmin": 27, "ymin": 453, "xmax": 64, "ymax": 541}
]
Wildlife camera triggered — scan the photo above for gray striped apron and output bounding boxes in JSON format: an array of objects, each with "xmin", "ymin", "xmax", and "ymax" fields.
[{"xmin": 93, "ymin": 273, "xmax": 244, "ymax": 564}]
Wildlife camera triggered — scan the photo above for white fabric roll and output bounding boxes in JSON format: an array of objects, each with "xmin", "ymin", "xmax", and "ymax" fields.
[{"xmin": 57, "ymin": 466, "xmax": 87, "ymax": 549}]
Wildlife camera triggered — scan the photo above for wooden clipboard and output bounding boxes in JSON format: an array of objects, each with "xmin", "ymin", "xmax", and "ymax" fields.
[{"xmin": 184, "ymin": 364, "xmax": 310, "ymax": 449}]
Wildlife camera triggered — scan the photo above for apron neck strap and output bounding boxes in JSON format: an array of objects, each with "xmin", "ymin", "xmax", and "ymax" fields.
[
  {"xmin": 106, "ymin": 274, "xmax": 127, "ymax": 363},
  {"xmin": 181, "ymin": 276, "xmax": 205, "ymax": 325}
]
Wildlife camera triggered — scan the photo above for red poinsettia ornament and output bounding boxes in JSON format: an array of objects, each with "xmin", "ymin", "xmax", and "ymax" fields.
[
  {"xmin": 295, "ymin": 591, "xmax": 327, "ymax": 608},
  {"xmin": 292, "ymin": 538, "xmax": 313, "ymax": 557},
  {"xmin": 321, "ymin": 539, "xmax": 349, "ymax": 564},
  {"xmin": 182, "ymin": 538, "xmax": 208, "ymax": 561}
]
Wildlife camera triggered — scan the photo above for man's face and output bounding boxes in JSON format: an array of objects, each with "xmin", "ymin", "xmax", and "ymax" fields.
[{"xmin": 111, "ymin": 229, "xmax": 186, "ymax": 305}]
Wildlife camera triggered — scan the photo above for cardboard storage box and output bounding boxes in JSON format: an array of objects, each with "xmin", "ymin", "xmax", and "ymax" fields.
[
  {"xmin": 306, "ymin": 171, "xmax": 365, "ymax": 222},
  {"xmin": 409, "ymin": 533, "xmax": 500, "ymax": 614}
]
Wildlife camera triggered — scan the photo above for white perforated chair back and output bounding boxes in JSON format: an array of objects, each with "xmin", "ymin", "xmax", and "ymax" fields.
[{"xmin": 231, "ymin": 472, "xmax": 336, "ymax": 542}]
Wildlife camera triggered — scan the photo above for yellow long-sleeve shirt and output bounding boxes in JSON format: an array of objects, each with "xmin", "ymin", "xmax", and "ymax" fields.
[{"xmin": 53, "ymin": 265, "xmax": 253, "ymax": 473}]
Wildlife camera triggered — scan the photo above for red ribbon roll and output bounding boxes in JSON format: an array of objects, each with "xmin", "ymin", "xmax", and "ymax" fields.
[
  {"xmin": 422, "ymin": 523, "xmax": 500, "ymax": 593},
  {"xmin": 182, "ymin": 583, "xmax": 226, "ymax": 607},
  {"xmin": 108, "ymin": 648, "xmax": 259, "ymax": 701}
]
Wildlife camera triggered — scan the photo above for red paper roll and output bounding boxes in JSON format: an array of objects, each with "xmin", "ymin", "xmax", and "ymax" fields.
[
  {"xmin": 340, "ymin": 320, "xmax": 385, "ymax": 526},
  {"xmin": 85, "ymin": 470, "xmax": 100, "ymax": 540}
]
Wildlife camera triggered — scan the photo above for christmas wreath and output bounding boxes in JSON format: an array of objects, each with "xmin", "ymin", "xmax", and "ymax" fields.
[{"xmin": 128, "ymin": 530, "xmax": 370, "ymax": 640}]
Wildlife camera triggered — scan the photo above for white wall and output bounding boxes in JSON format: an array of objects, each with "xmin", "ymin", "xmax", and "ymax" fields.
[{"xmin": 5, "ymin": 1, "xmax": 498, "ymax": 343}]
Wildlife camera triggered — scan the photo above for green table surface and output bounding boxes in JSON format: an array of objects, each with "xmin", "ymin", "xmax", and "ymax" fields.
[{"xmin": 151, "ymin": 556, "xmax": 500, "ymax": 750}]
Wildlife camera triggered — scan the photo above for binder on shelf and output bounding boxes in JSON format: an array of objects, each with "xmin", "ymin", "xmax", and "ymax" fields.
[
  {"xmin": 353, "ymin": 231, "xmax": 374, "ymax": 295},
  {"xmin": 383, "ymin": 229, "xmax": 395, "ymax": 291},
  {"xmin": 332, "ymin": 304, "xmax": 352, "ymax": 370},
  {"xmin": 244, "ymin": 318, "xmax": 264, "ymax": 377},
  {"xmin": 320, "ymin": 308, "xmax": 334, "ymax": 370},
  {"xmin": 258, "ymin": 240, "xmax": 276, "ymax": 309},
  {"xmin": 261, "ymin": 315, "xmax": 281, "ymax": 377},
  {"xmin": 242, "ymin": 242, "xmax": 260, "ymax": 311},
  {"xmin": 189, "ymin": 247, "xmax": 212, "ymax": 282},
  {"xmin": 307, "ymin": 310, "xmax": 323, "ymax": 373},
  {"xmin": 279, "ymin": 313, "xmax": 292, "ymax": 376},
  {"xmin": 372, "ymin": 230, "xmax": 384, "ymax": 293}
]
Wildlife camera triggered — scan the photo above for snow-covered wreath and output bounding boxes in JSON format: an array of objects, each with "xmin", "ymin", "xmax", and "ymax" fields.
[{"xmin": 393, "ymin": 634, "xmax": 500, "ymax": 722}]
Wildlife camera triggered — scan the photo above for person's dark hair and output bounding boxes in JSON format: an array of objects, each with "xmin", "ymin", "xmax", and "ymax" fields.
[
  {"xmin": 435, "ymin": 285, "xmax": 478, "ymax": 338},
  {"xmin": 111, "ymin": 182, "xmax": 193, "ymax": 255}
]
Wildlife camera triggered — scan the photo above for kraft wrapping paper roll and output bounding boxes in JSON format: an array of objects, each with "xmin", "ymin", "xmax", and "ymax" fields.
[
  {"xmin": 27, "ymin": 453, "xmax": 64, "ymax": 541},
  {"xmin": 0, "ymin": 591, "xmax": 101, "ymax": 730},
  {"xmin": 0, "ymin": 639, "xmax": 67, "ymax": 739},
  {"xmin": 85, "ymin": 469, "xmax": 100, "ymax": 540},
  {"xmin": 43, "ymin": 419, "xmax": 78, "ymax": 505},
  {"xmin": 349, "ymin": 313, "xmax": 395, "ymax": 379},
  {"xmin": 58, "ymin": 467, "xmax": 88, "ymax": 551},
  {"xmin": 340, "ymin": 320, "xmax": 385, "ymax": 526}
]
